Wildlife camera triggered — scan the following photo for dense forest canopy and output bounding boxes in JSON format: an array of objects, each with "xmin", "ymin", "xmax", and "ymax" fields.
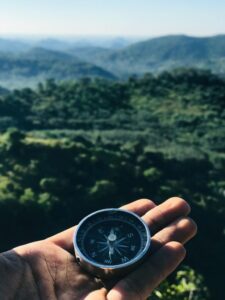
[{"xmin": 0, "ymin": 69, "xmax": 224, "ymax": 299}]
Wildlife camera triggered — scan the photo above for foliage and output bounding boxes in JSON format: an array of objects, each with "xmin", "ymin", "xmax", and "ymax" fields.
[{"xmin": 150, "ymin": 266, "xmax": 209, "ymax": 300}]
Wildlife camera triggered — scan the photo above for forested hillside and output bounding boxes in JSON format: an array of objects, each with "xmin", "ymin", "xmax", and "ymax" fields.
[
  {"xmin": 0, "ymin": 69, "xmax": 224, "ymax": 299},
  {"xmin": 69, "ymin": 35, "xmax": 225, "ymax": 77}
]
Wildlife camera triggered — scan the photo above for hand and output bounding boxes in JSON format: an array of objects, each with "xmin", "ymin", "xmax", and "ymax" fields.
[{"xmin": 0, "ymin": 197, "xmax": 197, "ymax": 300}]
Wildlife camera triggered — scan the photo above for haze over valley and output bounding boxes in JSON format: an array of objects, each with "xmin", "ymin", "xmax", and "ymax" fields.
[{"xmin": 1, "ymin": 34, "xmax": 225, "ymax": 89}]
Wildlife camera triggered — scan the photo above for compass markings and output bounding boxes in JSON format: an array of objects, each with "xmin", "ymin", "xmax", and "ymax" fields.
[{"xmin": 78, "ymin": 213, "xmax": 147, "ymax": 266}]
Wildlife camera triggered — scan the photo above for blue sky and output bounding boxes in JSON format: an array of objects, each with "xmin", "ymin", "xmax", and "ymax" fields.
[{"xmin": 1, "ymin": 0, "xmax": 225, "ymax": 36}]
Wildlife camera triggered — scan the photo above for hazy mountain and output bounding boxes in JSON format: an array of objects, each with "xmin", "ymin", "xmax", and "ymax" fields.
[
  {"xmin": 66, "ymin": 36, "xmax": 139, "ymax": 49},
  {"xmin": 0, "ymin": 38, "xmax": 29, "ymax": 53},
  {"xmin": 0, "ymin": 48, "xmax": 116, "ymax": 89},
  {"xmin": 0, "ymin": 86, "xmax": 9, "ymax": 95},
  {"xmin": 34, "ymin": 38, "xmax": 71, "ymax": 52},
  {"xmin": 96, "ymin": 37, "xmax": 136, "ymax": 49},
  {"xmin": 21, "ymin": 47, "xmax": 74, "ymax": 61},
  {"xmin": 1, "ymin": 34, "xmax": 225, "ymax": 88},
  {"xmin": 68, "ymin": 46, "xmax": 112, "ymax": 62},
  {"xmin": 0, "ymin": 36, "xmax": 139, "ymax": 53},
  {"xmin": 74, "ymin": 35, "xmax": 225, "ymax": 77}
]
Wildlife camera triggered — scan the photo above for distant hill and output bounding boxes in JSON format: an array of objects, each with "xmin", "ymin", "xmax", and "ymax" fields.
[
  {"xmin": 34, "ymin": 39, "xmax": 71, "ymax": 52},
  {"xmin": 1, "ymin": 35, "xmax": 225, "ymax": 88},
  {"xmin": 21, "ymin": 47, "xmax": 74, "ymax": 61},
  {"xmin": 71, "ymin": 35, "xmax": 225, "ymax": 77},
  {"xmin": 0, "ymin": 86, "xmax": 9, "ymax": 95},
  {"xmin": 67, "ymin": 46, "xmax": 112, "ymax": 62},
  {"xmin": 0, "ymin": 38, "xmax": 29, "ymax": 53},
  {"xmin": 0, "ymin": 47, "xmax": 116, "ymax": 89},
  {"xmin": 0, "ymin": 36, "xmax": 138, "ymax": 53},
  {"xmin": 65, "ymin": 36, "xmax": 138, "ymax": 49}
]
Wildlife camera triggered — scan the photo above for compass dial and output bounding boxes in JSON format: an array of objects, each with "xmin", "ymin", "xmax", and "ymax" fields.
[{"xmin": 74, "ymin": 209, "xmax": 151, "ymax": 277}]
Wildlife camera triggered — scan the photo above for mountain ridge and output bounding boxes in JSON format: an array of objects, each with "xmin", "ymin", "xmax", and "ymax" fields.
[
  {"xmin": 0, "ymin": 47, "xmax": 116, "ymax": 89},
  {"xmin": 0, "ymin": 38, "xmax": 29, "ymax": 53},
  {"xmin": 82, "ymin": 34, "xmax": 225, "ymax": 76},
  {"xmin": 1, "ymin": 34, "xmax": 225, "ymax": 88}
]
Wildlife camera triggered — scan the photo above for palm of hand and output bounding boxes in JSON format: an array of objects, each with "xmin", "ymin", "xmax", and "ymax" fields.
[
  {"xmin": 13, "ymin": 198, "xmax": 197, "ymax": 300},
  {"xmin": 14, "ymin": 240, "xmax": 103, "ymax": 299}
]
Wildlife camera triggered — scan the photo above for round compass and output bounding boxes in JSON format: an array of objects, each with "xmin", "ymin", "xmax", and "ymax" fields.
[{"xmin": 73, "ymin": 208, "xmax": 151, "ymax": 278}]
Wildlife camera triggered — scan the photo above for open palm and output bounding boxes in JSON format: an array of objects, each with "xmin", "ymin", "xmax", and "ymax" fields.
[{"xmin": 11, "ymin": 197, "xmax": 196, "ymax": 300}]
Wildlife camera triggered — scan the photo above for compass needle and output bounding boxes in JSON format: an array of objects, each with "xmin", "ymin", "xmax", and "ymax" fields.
[
  {"xmin": 97, "ymin": 241, "xmax": 108, "ymax": 245},
  {"xmin": 109, "ymin": 246, "xmax": 114, "ymax": 260},
  {"xmin": 116, "ymin": 237, "xmax": 127, "ymax": 244},
  {"xmin": 98, "ymin": 245, "xmax": 109, "ymax": 253},
  {"xmin": 115, "ymin": 247, "xmax": 123, "ymax": 256},
  {"xmin": 117, "ymin": 244, "xmax": 129, "ymax": 248}
]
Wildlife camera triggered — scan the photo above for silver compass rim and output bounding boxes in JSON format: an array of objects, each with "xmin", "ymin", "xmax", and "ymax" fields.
[{"xmin": 73, "ymin": 208, "xmax": 151, "ymax": 270}]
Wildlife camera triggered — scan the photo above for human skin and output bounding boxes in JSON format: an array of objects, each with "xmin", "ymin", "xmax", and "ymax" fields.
[{"xmin": 0, "ymin": 197, "xmax": 197, "ymax": 300}]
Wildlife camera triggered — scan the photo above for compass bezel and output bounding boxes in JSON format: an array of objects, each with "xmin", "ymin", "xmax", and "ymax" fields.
[{"xmin": 73, "ymin": 208, "xmax": 151, "ymax": 271}]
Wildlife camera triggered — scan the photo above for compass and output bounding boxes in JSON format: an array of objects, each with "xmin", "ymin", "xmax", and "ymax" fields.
[{"xmin": 73, "ymin": 208, "xmax": 151, "ymax": 278}]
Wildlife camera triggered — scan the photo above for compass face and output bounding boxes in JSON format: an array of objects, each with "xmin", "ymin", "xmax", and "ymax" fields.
[{"xmin": 74, "ymin": 209, "xmax": 151, "ymax": 269}]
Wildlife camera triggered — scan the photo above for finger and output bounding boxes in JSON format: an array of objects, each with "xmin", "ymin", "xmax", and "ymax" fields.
[
  {"xmin": 107, "ymin": 242, "xmax": 186, "ymax": 300},
  {"xmin": 143, "ymin": 197, "xmax": 191, "ymax": 234},
  {"xmin": 121, "ymin": 198, "xmax": 156, "ymax": 215},
  {"xmin": 150, "ymin": 217, "xmax": 197, "ymax": 253},
  {"xmin": 84, "ymin": 288, "xmax": 107, "ymax": 300},
  {"xmin": 48, "ymin": 199, "xmax": 155, "ymax": 251}
]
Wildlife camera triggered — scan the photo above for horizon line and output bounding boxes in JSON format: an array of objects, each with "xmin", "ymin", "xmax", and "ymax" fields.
[{"xmin": 0, "ymin": 32, "xmax": 225, "ymax": 39}]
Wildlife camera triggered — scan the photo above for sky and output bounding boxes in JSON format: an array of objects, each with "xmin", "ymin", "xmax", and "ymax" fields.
[{"xmin": 0, "ymin": 0, "xmax": 225, "ymax": 37}]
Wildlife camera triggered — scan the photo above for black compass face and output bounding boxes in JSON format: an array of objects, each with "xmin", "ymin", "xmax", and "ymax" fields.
[{"xmin": 75, "ymin": 209, "xmax": 150, "ymax": 267}]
